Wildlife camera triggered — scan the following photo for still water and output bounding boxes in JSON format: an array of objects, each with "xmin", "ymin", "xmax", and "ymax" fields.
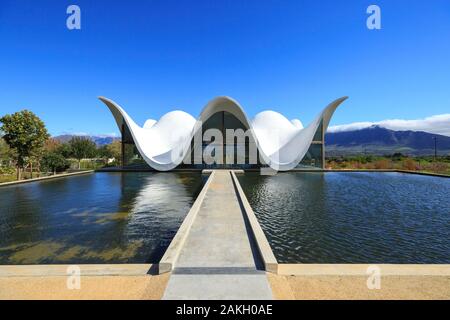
[
  {"xmin": 0, "ymin": 172, "xmax": 205, "ymax": 264},
  {"xmin": 238, "ymin": 172, "xmax": 450, "ymax": 264}
]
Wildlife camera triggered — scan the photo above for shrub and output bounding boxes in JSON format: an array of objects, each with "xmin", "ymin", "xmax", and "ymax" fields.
[
  {"xmin": 365, "ymin": 162, "xmax": 375, "ymax": 169},
  {"xmin": 0, "ymin": 166, "xmax": 15, "ymax": 175},
  {"xmin": 41, "ymin": 152, "xmax": 70, "ymax": 174},
  {"xmin": 427, "ymin": 162, "xmax": 448, "ymax": 174},
  {"xmin": 374, "ymin": 159, "xmax": 391, "ymax": 169},
  {"xmin": 402, "ymin": 158, "xmax": 417, "ymax": 171}
]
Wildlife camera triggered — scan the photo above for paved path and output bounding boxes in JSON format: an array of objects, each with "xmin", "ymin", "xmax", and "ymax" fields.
[{"xmin": 163, "ymin": 170, "xmax": 273, "ymax": 300}]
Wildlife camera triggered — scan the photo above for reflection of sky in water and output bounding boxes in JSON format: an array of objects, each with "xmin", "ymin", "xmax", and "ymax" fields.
[
  {"xmin": 238, "ymin": 172, "xmax": 450, "ymax": 264},
  {"xmin": 0, "ymin": 172, "xmax": 204, "ymax": 264}
]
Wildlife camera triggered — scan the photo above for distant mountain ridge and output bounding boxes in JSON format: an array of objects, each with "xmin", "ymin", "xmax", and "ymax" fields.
[
  {"xmin": 325, "ymin": 126, "xmax": 450, "ymax": 156},
  {"xmin": 53, "ymin": 134, "xmax": 120, "ymax": 146}
]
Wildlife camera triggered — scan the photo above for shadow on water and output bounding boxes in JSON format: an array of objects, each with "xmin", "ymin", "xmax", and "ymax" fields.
[
  {"xmin": 238, "ymin": 172, "xmax": 450, "ymax": 264},
  {"xmin": 0, "ymin": 172, "xmax": 205, "ymax": 264}
]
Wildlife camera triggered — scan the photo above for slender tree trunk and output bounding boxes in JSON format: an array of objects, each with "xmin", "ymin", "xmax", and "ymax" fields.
[
  {"xmin": 78, "ymin": 160, "xmax": 81, "ymax": 170},
  {"xmin": 16, "ymin": 166, "xmax": 21, "ymax": 181},
  {"xmin": 53, "ymin": 168, "xmax": 56, "ymax": 175},
  {"xmin": 30, "ymin": 162, "xmax": 33, "ymax": 179}
]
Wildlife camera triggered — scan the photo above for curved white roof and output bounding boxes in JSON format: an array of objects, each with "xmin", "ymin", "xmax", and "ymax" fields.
[{"xmin": 99, "ymin": 96, "xmax": 347, "ymax": 171}]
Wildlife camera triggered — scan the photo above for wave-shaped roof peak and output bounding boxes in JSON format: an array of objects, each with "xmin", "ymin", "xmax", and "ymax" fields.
[{"xmin": 99, "ymin": 96, "xmax": 347, "ymax": 171}]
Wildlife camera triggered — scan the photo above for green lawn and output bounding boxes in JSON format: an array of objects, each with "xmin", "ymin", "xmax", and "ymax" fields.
[
  {"xmin": 0, "ymin": 174, "xmax": 17, "ymax": 183},
  {"xmin": 0, "ymin": 171, "xmax": 55, "ymax": 183}
]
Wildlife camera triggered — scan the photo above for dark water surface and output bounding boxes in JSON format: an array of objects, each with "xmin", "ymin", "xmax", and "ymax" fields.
[
  {"xmin": 0, "ymin": 172, "xmax": 205, "ymax": 264},
  {"xmin": 238, "ymin": 172, "xmax": 450, "ymax": 264}
]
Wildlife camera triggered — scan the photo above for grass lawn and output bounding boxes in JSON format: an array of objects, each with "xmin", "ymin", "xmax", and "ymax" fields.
[
  {"xmin": 0, "ymin": 174, "xmax": 17, "ymax": 183},
  {"xmin": 0, "ymin": 172, "xmax": 54, "ymax": 184}
]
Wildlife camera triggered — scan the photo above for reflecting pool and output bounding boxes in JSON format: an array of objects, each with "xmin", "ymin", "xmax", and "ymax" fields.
[
  {"xmin": 0, "ymin": 172, "xmax": 205, "ymax": 264},
  {"xmin": 238, "ymin": 172, "xmax": 450, "ymax": 264}
]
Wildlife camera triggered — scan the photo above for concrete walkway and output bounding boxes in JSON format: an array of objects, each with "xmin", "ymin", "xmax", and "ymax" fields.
[{"xmin": 163, "ymin": 171, "xmax": 273, "ymax": 300}]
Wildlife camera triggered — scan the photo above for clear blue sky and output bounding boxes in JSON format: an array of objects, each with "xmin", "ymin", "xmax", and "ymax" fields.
[{"xmin": 0, "ymin": 0, "xmax": 449, "ymax": 136}]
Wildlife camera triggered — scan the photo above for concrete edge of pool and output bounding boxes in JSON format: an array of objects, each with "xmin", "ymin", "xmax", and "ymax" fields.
[
  {"xmin": 158, "ymin": 170, "xmax": 216, "ymax": 274},
  {"xmin": 2, "ymin": 263, "xmax": 450, "ymax": 278},
  {"xmin": 0, "ymin": 170, "xmax": 95, "ymax": 187},
  {"xmin": 237, "ymin": 169, "xmax": 449, "ymax": 178},
  {"xmin": 230, "ymin": 170, "xmax": 278, "ymax": 273},
  {"xmin": 276, "ymin": 264, "xmax": 450, "ymax": 276},
  {"xmin": 0, "ymin": 264, "xmax": 156, "ymax": 277}
]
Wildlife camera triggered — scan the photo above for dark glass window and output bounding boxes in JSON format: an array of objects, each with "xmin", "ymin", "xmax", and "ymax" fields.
[
  {"xmin": 313, "ymin": 120, "xmax": 323, "ymax": 142},
  {"xmin": 224, "ymin": 111, "xmax": 246, "ymax": 131},
  {"xmin": 298, "ymin": 143, "xmax": 323, "ymax": 169},
  {"xmin": 192, "ymin": 111, "xmax": 260, "ymax": 168},
  {"xmin": 121, "ymin": 122, "xmax": 148, "ymax": 168},
  {"xmin": 202, "ymin": 112, "xmax": 224, "ymax": 137}
]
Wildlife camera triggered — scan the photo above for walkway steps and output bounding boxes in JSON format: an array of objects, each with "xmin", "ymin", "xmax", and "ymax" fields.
[{"xmin": 162, "ymin": 170, "xmax": 273, "ymax": 300}]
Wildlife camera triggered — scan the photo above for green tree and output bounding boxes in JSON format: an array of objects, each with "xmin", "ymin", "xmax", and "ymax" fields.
[
  {"xmin": 97, "ymin": 145, "xmax": 112, "ymax": 159},
  {"xmin": 96, "ymin": 140, "xmax": 123, "ymax": 167},
  {"xmin": 0, "ymin": 110, "xmax": 49, "ymax": 180},
  {"xmin": 55, "ymin": 142, "xmax": 72, "ymax": 158},
  {"xmin": 107, "ymin": 140, "xmax": 122, "ymax": 165},
  {"xmin": 41, "ymin": 152, "xmax": 70, "ymax": 175},
  {"xmin": 0, "ymin": 138, "xmax": 11, "ymax": 165},
  {"xmin": 68, "ymin": 137, "xmax": 97, "ymax": 169}
]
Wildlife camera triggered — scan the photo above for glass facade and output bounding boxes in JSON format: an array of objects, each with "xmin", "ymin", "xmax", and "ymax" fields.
[
  {"xmin": 297, "ymin": 119, "xmax": 324, "ymax": 169},
  {"xmin": 182, "ymin": 111, "xmax": 260, "ymax": 169},
  {"xmin": 298, "ymin": 143, "xmax": 323, "ymax": 169},
  {"xmin": 121, "ymin": 123, "xmax": 148, "ymax": 169},
  {"xmin": 313, "ymin": 120, "xmax": 324, "ymax": 142}
]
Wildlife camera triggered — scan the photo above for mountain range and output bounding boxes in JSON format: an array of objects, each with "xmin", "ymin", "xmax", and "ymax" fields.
[
  {"xmin": 325, "ymin": 126, "xmax": 450, "ymax": 156},
  {"xmin": 53, "ymin": 135, "xmax": 120, "ymax": 146}
]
